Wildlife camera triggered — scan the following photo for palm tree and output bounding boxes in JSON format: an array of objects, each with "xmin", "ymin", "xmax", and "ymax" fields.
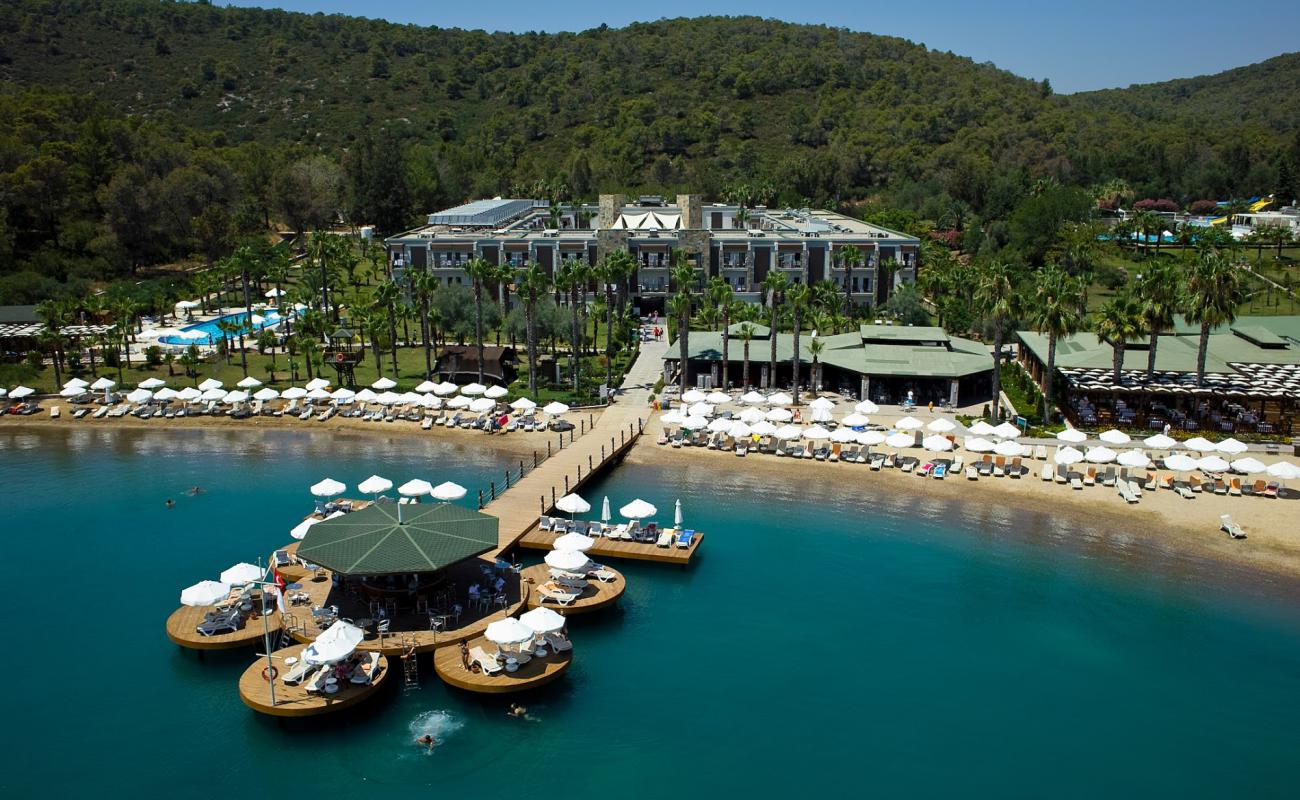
[
  {"xmin": 603, "ymin": 248, "xmax": 635, "ymax": 322},
  {"xmin": 493, "ymin": 260, "xmax": 515, "ymax": 347},
  {"xmin": 555, "ymin": 258, "xmax": 587, "ymax": 393},
  {"xmin": 670, "ymin": 258, "xmax": 697, "ymax": 394},
  {"xmin": 761, "ymin": 270, "xmax": 789, "ymax": 390},
  {"xmin": 230, "ymin": 245, "xmax": 259, "ymax": 378},
  {"xmin": 974, "ymin": 260, "xmax": 1018, "ymax": 418},
  {"xmin": 838, "ymin": 244, "xmax": 863, "ymax": 318},
  {"xmin": 738, "ymin": 322, "xmax": 759, "ymax": 390},
  {"xmin": 706, "ymin": 278, "xmax": 734, "ymax": 389},
  {"xmin": 374, "ymin": 279, "xmax": 402, "ymax": 378},
  {"xmin": 298, "ymin": 336, "xmax": 321, "ymax": 382},
  {"xmin": 34, "ymin": 299, "xmax": 69, "ymax": 388},
  {"xmin": 734, "ymin": 206, "xmax": 750, "ymax": 231},
  {"xmin": 807, "ymin": 337, "xmax": 825, "ymax": 393},
  {"xmin": 1094, "ymin": 291, "xmax": 1144, "ymax": 384},
  {"xmin": 1183, "ymin": 251, "xmax": 1247, "ymax": 385},
  {"xmin": 1029, "ymin": 265, "xmax": 1084, "ymax": 422},
  {"xmin": 785, "ymin": 283, "xmax": 810, "ymax": 403},
  {"xmin": 1135, "ymin": 260, "xmax": 1179, "ymax": 382},
  {"xmin": 465, "ymin": 257, "xmax": 494, "ymax": 386},
  {"xmin": 307, "ymin": 234, "xmax": 337, "ymax": 320},
  {"xmin": 595, "ymin": 256, "xmax": 619, "ymax": 389},
  {"xmin": 519, "ymin": 263, "xmax": 550, "ymax": 399},
  {"xmin": 410, "ymin": 270, "xmax": 438, "ymax": 379}
]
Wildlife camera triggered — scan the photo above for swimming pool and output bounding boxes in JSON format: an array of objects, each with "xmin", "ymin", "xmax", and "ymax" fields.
[{"xmin": 159, "ymin": 310, "xmax": 287, "ymax": 346}]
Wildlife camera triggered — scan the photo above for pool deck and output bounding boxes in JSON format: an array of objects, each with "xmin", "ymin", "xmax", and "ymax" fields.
[
  {"xmin": 433, "ymin": 636, "xmax": 571, "ymax": 694},
  {"xmin": 517, "ymin": 527, "xmax": 702, "ymax": 565},
  {"xmin": 520, "ymin": 563, "xmax": 624, "ymax": 614},
  {"xmin": 237, "ymin": 643, "xmax": 389, "ymax": 717}
]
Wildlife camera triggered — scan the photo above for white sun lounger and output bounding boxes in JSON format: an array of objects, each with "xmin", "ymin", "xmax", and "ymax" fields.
[
  {"xmin": 544, "ymin": 632, "xmax": 573, "ymax": 652},
  {"xmin": 282, "ymin": 658, "xmax": 314, "ymax": 686},
  {"xmin": 1219, "ymin": 514, "xmax": 1246, "ymax": 539},
  {"xmin": 350, "ymin": 651, "xmax": 382, "ymax": 684},
  {"xmin": 470, "ymin": 646, "xmax": 503, "ymax": 675}
]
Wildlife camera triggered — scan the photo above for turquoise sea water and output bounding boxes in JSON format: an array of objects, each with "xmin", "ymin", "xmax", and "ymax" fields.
[{"xmin": 3, "ymin": 428, "xmax": 1299, "ymax": 797}]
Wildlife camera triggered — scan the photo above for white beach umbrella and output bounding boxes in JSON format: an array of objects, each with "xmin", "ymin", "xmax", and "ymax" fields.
[
  {"xmin": 265, "ymin": 287, "xmax": 284, "ymax": 298},
  {"xmin": 433, "ymin": 381, "xmax": 459, "ymax": 396},
  {"xmin": 706, "ymin": 391, "xmax": 730, "ymax": 405},
  {"xmin": 803, "ymin": 425, "xmax": 832, "ymax": 441},
  {"xmin": 357, "ymin": 474, "xmax": 393, "ymax": 496},
  {"xmin": 1056, "ymin": 428, "xmax": 1087, "ymax": 444},
  {"xmin": 1163, "ymin": 454, "xmax": 1198, "ymax": 472},
  {"xmin": 153, "ymin": 387, "xmax": 178, "ymax": 401},
  {"xmin": 485, "ymin": 618, "xmax": 536, "ymax": 646},
  {"xmin": 221, "ymin": 389, "xmax": 248, "ymax": 404},
  {"xmin": 421, "ymin": 395, "xmax": 443, "ymax": 409},
  {"xmin": 484, "ymin": 385, "xmax": 509, "ymax": 399},
  {"xmin": 510, "ymin": 397, "xmax": 537, "ymax": 411},
  {"xmin": 249, "ymin": 315, "xmax": 266, "ymax": 327},
  {"xmin": 1054, "ymin": 446, "xmax": 1084, "ymax": 466},
  {"xmin": 1117, "ymin": 449, "xmax": 1152, "ymax": 469},
  {"xmin": 841, "ymin": 412, "xmax": 871, "ymax": 428},
  {"xmin": 138, "ymin": 377, "xmax": 166, "ymax": 390},
  {"xmin": 290, "ymin": 517, "xmax": 320, "ymax": 540},
  {"xmin": 519, "ymin": 607, "xmax": 567, "ymax": 635},
  {"xmin": 660, "ymin": 410, "xmax": 686, "ymax": 425},
  {"xmin": 126, "ymin": 388, "xmax": 153, "ymax": 403},
  {"xmin": 137, "ymin": 328, "xmax": 164, "ymax": 341},
  {"xmin": 751, "ymin": 420, "xmax": 777, "ymax": 436},
  {"xmin": 808, "ymin": 397, "xmax": 835, "ymax": 412},
  {"xmin": 90, "ymin": 376, "xmax": 116, "ymax": 392},
  {"xmin": 894, "ymin": 415, "xmax": 923, "ymax": 430},
  {"xmin": 175, "ymin": 300, "xmax": 201, "ymax": 310},
  {"xmin": 885, "ymin": 431, "xmax": 915, "ymax": 449},
  {"xmin": 178, "ymin": 329, "xmax": 208, "ymax": 341},
  {"xmin": 774, "ymin": 424, "xmax": 804, "ymax": 440},
  {"xmin": 310, "ymin": 477, "xmax": 346, "ymax": 497},
  {"xmin": 1197, "ymin": 455, "xmax": 1231, "ymax": 472},
  {"xmin": 764, "ymin": 407, "xmax": 793, "ymax": 422},
  {"xmin": 555, "ymin": 493, "xmax": 591, "ymax": 515},
  {"xmin": 545, "ymin": 549, "xmax": 591, "ymax": 573},
  {"xmin": 854, "ymin": 400, "xmax": 880, "ymax": 414},
  {"xmin": 304, "ymin": 621, "xmax": 365, "ymax": 665},
  {"xmin": 469, "ymin": 397, "xmax": 496, "ymax": 413},
  {"xmin": 253, "ymin": 387, "xmax": 280, "ymax": 401},
  {"xmin": 992, "ymin": 421, "xmax": 1022, "ymax": 439},
  {"xmin": 304, "ymin": 377, "xmax": 330, "ymax": 392},
  {"xmin": 542, "ymin": 401, "xmax": 570, "ymax": 416},
  {"xmin": 281, "ymin": 387, "xmax": 308, "ymax": 400},
  {"xmin": 926, "ymin": 418, "xmax": 957, "ymax": 433},
  {"xmin": 810, "ymin": 407, "xmax": 834, "ymax": 423},
  {"xmin": 1230, "ymin": 457, "xmax": 1266, "ymax": 474},
  {"xmin": 236, "ymin": 376, "xmax": 262, "ymax": 389},
  {"xmin": 447, "ymin": 395, "xmax": 472, "ymax": 409},
  {"xmin": 728, "ymin": 420, "xmax": 753, "ymax": 438},
  {"xmin": 431, "ymin": 481, "xmax": 467, "ymax": 502},
  {"xmin": 965, "ymin": 437, "xmax": 995, "ymax": 453},
  {"xmin": 59, "ymin": 386, "xmax": 84, "ymax": 398},
  {"xmin": 830, "ymin": 427, "xmax": 859, "ymax": 443},
  {"xmin": 741, "ymin": 391, "xmax": 767, "ymax": 405},
  {"xmin": 994, "ymin": 439, "xmax": 1026, "ymax": 457},
  {"xmin": 1266, "ymin": 461, "xmax": 1300, "ymax": 480},
  {"xmin": 923, "ymin": 434, "xmax": 954, "ymax": 452},
  {"xmin": 967, "ymin": 420, "xmax": 997, "ymax": 437},
  {"xmin": 415, "ymin": 380, "xmax": 439, "ymax": 393},
  {"xmin": 1217, "ymin": 437, "xmax": 1248, "ymax": 456},
  {"xmin": 200, "ymin": 388, "xmax": 227, "ymax": 402},
  {"xmin": 1143, "ymin": 433, "xmax": 1177, "ymax": 449},
  {"xmin": 330, "ymin": 387, "xmax": 355, "ymax": 402},
  {"xmin": 354, "ymin": 388, "xmax": 378, "ymax": 402},
  {"xmin": 398, "ymin": 478, "xmax": 434, "ymax": 498},
  {"xmin": 461, "ymin": 382, "xmax": 487, "ymax": 396},
  {"xmin": 688, "ymin": 402, "xmax": 715, "ymax": 417},
  {"xmin": 399, "ymin": 390, "xmax": 422, "ymax": 404},
  {"xmin": 198, "ymin": 378, "xmax": 223, "ymax": 391},
  {"xmin": 1098, "ymin": 429, "xmax": 1130, "ymax": 445},
  {"xmin": 180, "ymin": 580, "xmax": 231, "ymax": 607},
  {"xmin": 681, "ymin": 388, "xmax": 707, "ymax": 404},
  {"xmin": 620, "ymin": 498, "xmax": 657, "ymax": 519},
  {"xmin": 767, "ymin": 392, "xmax": 793, "ymax": 407},
  {"xmin": 371, "ymin": 377, "xmax": 397, "ymax": 390},
  {"xmin": 220, "ymin": 562, "xmax": 263, "ymax": 586},
  {"xmin": 176, "ymin": 386, "xmax": 202, "ymax": 402},
  {"xmin": 857, "ymin": 430, "xmax": 886, "ymax": 446},
  {"xmin": 680, "ymin": 414, "xmax": 709, "ymax": 430},
  {"xmin": 707, "ymin": 417, "xmax": 733, "ymax": 433},
  {"xmin": 739, "ymin": 407, "xmax": 766, "ymax": 424},
  {"xmin": 552, "ymin": 532, "xmax": 595, "ymax": 551},
  {"xmin": 63, "ymin": 377, "xmax": 89, "ymax": 390},
  {"xmin": 601, "ymin": 496, "xmax": 611, "ymax": 523},
  {"xmin": 1183, "ymin": 436, "xmax": 1217, "ymax": 453},
  {"xmin": 675, "ymin": 499, "xmax": 683, "ymax": 527},
  {"xmin": 306, "ymin": 387, "xmax": 331, "ymax": 401},
  {"xmin": 1085, "ymin": 446, "xmax": 1117, "ymax": 464}
]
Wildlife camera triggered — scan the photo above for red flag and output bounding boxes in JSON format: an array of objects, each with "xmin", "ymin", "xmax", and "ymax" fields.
[{"xmin": 273, "ymin": 568, "xmax": 286, "ymax": 591}]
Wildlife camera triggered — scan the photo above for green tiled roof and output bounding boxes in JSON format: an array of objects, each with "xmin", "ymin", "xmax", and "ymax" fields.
[
  {"xmin": 1169, "ymin": 314, "xmax": 1300, "ymax": 342},
  {"xmin": 858, "ymin": 323, "xmax": 950, "ymax": 342},
  {"xmin": 296, "ymin": 502, "xmax": 498, "ymax": 576},
  {"xmin": 726, "ymin": 322, "xmax": 770, "ymax": 338},
  {"xmin": 1016, "ymin": 325, "xmax": 1298, "ymax": 374}
]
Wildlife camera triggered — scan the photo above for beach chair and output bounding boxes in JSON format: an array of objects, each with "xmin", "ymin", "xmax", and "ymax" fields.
[
  {"xmin": 350, "ymin": 652, "xmax": 382, "ymax": 685},
  {"xmin": 1117, "ymin": 481, "xmax": 1136, "ymax": 504},
  {"xmin": 656, "ymin": 529, "xmax": 674, "ymax": 547},
  {"xmin": 1100, "ymin": 468, "xmax": 1116, "ymax": 487},
  {"xmin": 1055, "ymin": 465, "xmax": 1068, "ymax": 484},
  {"xmin": 304, "ymin": 667, "xmax": 330, "ymax": 693},
  {"xmin": 196, "ymin": 609, "xmax": 240, "ymax": 637},
  {"xmin": 282, "ymin": 658, "xmax": 314, "ymax": 686},
  {"xmin": 1263, "ymin": 481, "xmax": 1280, "ymax": 498},
  {"xmin": 1175, "ymin": 482, "xmax": 1195, "ymax": 499},
  {"xmin": 1009, "ymin": 457, "xmax": 1023, "ymax": 478},
  {"xmin": 1219, "ymin": 514, "xmax": 1247, "ymax": 540},
  {"xmin": 979, "ymin": 457, "xmax": 994, "ymax": 477},
  {"xmin": 1083, "ymin": 467, "xmax": 1096, "ymax": 487},
  {"xmin": 676, "ymin": 529, "xmax": 696, "ymax": 548},
  {"xmin": 1128, "ymin": 480, "xmax": 1144, "ymax": 499},
  {"xmin": 538, "ymin": 582, "xmax": 582, "ymax": 607},
  {"xmin": 968, "ymin": 466, "xmax": 981, "ymax": 480},
  {"xmin": 538, "ymin": 516, "xmax": 553, "ymax": 532},
  {"xmin": 918, "ymin": 461, "xmax": 933, "ymax": 477},
  {"xmin": 1188, "ymin": 474, "xmax": 1203, "ymax": 493},
  {"xmin": 1160, "ymin": 474, "xmax": 1175, "ymax": 491},
  {"xmin": 933, "ymin": 463, "xmax": 947, "ymax": 480},
  {"xmin": 901, "ymin": 458, "xmax": 915, "ymax": 473},
  {"xmin": 544, "ymin": 632, "xmax": 573, "ymax": 653},
  {"xmin": 1213, "ymin": 478, "xmax": 1228, "ymax": 495},
  {"xmin": 92, "ymin": 405, "xmax": 110, "ymax": 419},
  {"xmin": 1228, "ymin": 478, "xmax": 1242, "ymax": 497},
  {"xmin": 993, "ymin": 457, "xmax": 1006, "ymax": 478},
  {"xmin": 271, "ymin": 549, "xmax": 295, "ymax": 568},
  {"xmin": 869, "ymin": 452, "xmax": 885, "ymax": 470},
  {"xmin": 1069, "ymin": 473, "xmax": 1083, "ymax": 490},
  {"xmin": 1033, "ymin": 444, "xmax": 1048, "ymax": 461},
  {"xmin": 1039, "ymin": 464, "xmax": 1052, "ymax": 481}
]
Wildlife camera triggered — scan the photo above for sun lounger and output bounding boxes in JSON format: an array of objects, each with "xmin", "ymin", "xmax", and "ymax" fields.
[
  {"xmin": 537, "ymin": 582, "xmax": 582, "ymax": 606},
  {"xmin": 993, "ymin": 456, "xmax": 1006, "ymax": 477},
  {"xmin": 656, "ymin": 529, "xmax": 673, "ymax": 547},
  {"xmin": 918, "ymin": 461, "xmax": 933, "ymax": 477},
  {"xmin": 468, "ymin": 646, "xmax": 503, "ymax": 674},
  {"xmin": 92, "ymin": 405, "xmax": 110, "ymax": 419},
  {"xmin": 538, "ymin": 515, "xmax": 553, "ymax": 532},
  {"xmin": 1033, "ymin": 444, "xmax": 1048, "ymax": 461},
  {"xmin": 544, "ymin": 632, "xmax": 573, "ymax": 653},
  {"xmin": 1055, "ymin": 465, "xmax": 1068, "ymax": 484},
  {"xmin": 196, "ymin": 609, "xmax": 240, "ymax": 636},
  {"xmin": 1117, "ymin": 481, "xmax": 1137, "ymax": 504},
  {"xmin": 1128, "ymin": 479, "xmax": 1142, "ymax": 498},
  {"xmin": 350, "ymin": 651, "xmax": 382, "ymax": 684},
  {"xmin": 303, "ymin": 667, "xmax": 331, "ymax": 693},
  {"xmin": 1263, "ymin": 481, "xmax": 1279, "ymax": 498},
  {"xmin": 1213, "ymin": 478, "xmax": 1228, "ymax": 495},
  {"xmin": 676, "ymin": 529, "xmax": 696, "ymax": 548},
  {"xmin": 1175, "ymin": 483, "xmax": 1195, "ymax": 499},
  {"xmin": 969, "ymin": 466, "xmax": 981, "ymax": 480},
  {"xmin": 1228, "ymin": 478, "xmax": 1242, "ymax": 496},
  {"xmin": 1219, "ymin": 514, "xmax": 1247, "ymax": 540},
  {"xmin": 869, "ymin": 452, "xmax": 885, "ymax": 470},
  {"xmin": 1070, "ymin": 475, "xmax": 1083, "ymax": 490},
  {"xmin": 901, "ymin": 458, "xmax": 915, "ymax": 473},
  {"xmin": 979, "ymin": 458, "xmax": 994, "ymax": 477},
  {"xmin": 1100, "ymin": 467, "xmax": 1116, "ymax": 487},
  {"xmin": 1039, "ymin": 464, "xmax": 1052, "ymax": 481},
  {"xmin": 933, "ymin": 463, "xmax": 947, "ymax": 479},
  {"xmin": 1009, "ymin": 457, "xmax": 1023, "ymax": 478},
  {"xmin": 282, "ymin": 658, "xmax": 314, "ymax": 686},
  {"xmin": 271, "ymin": 549, "xmax": 295, "ymax": 568}
]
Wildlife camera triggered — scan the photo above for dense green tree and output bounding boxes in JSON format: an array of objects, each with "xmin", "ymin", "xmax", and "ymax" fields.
[
  {"xmin": 1183, "ymin": 251, "xmax": 1248, "ymax": 386},
  {"xmin": 1028, "ymin": 265, "xmax": 1085, "ymax": 421}
]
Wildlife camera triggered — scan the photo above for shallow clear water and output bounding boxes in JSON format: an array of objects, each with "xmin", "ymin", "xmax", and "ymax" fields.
[{"xmin": 2, "ymin": 429, "xmax": 1298, "ymax": 797}]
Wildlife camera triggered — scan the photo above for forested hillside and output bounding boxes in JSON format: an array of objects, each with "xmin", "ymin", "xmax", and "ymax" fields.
[{"xmin": 0, "ymin": 0, "xmax": 1297, "ymax": 304}]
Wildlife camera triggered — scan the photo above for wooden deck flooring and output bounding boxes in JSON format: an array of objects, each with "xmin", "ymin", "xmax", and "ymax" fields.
[
  {"xmin": 166, "ymin": 601, "xmax": 282, "ymax": 650},
  {"xmin": 432, "ymin": 636, "xmax": 571, "ymax": 694},
  {"xmin": 237, "ymin": 643, "xmax": 389, "ymax": 717},
  {"xmin": 519, "ymin": 563, "xmax": 624, "ymax": 614},
  {"xmin": 518, "ymin": 527, "xmax": 702, "ymax": 564}
]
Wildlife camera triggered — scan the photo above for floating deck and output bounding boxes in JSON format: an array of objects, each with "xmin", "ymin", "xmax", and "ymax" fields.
[
  {"xmin": 166, "ymin": 602, "xmax": 282, "ymax": 650},
  {"xmin": 520, "ymin": 563, "xmax": 624, "ymax": 614},
  {"xmin": 237, "ymin": 643, "xmax": 389, "ymax": 717},
  {"xmin": 517, "ymin": 528, "xmax": 702, "ymax": 565},
  {"xmin": 432, "ymin": 636, "xmax": 571, "ymax": 694}
]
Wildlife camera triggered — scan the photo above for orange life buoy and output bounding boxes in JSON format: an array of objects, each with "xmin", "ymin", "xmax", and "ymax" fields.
[
  {"xmin": 336, "ymin": 353, "xmax": 345, "ymax": 363},
  {"xmin": 261, "ymin": 665, "xmax": 279, "ymax": 681}
]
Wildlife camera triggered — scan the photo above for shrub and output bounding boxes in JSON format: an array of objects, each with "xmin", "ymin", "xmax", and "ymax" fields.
[
  {"xmin": 145, "ymin": 345, "xmax": 163, "ymax": 366},
  {"xmin": 1188, "ymin": 199, "xmax": 1218, "ymax": 215},
  {"xmin": 25, "ymin": 350, "xmax": 44, "ymax": 369},
  {"xmin": 1134, "ymin": 198, "xmax": 1178, "ymax": 213}
]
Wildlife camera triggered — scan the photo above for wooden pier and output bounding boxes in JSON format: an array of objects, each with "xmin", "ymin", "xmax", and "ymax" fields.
[
  {"xmin": 520, "ymin": 563, "xmax": 625, "ymax": 614},
  {"xmin": 518, "ymin": 528, "xmax": 702, "ymax": 565},
  {"xmin": 433, "ymin": 636, "xmax": 571, "ymax": 694},
  {"xmin": 167, "ymin": 601, "xmax": 282, "ymax": 651},
  {"xmin": 237, "ymin": 643, "xmax": 389, "ymax": 717}
]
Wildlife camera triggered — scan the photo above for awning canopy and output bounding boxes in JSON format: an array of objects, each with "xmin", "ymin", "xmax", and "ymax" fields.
[{"xmin": 296, "ymin": 502, "xmax": 499, "ymax": 576}]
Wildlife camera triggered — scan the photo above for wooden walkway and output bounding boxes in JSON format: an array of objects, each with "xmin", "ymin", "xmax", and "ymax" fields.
[
  {"xmin": 487, "ymin": 340, "xmax": 667, "ymax": 558},
  {"xmin": 518, "ymin": 528, "xmax": 701, "ymax": 565},
  {"xmin": 520, "ymin": 563, "xmax": 625, "ymax": 614}
]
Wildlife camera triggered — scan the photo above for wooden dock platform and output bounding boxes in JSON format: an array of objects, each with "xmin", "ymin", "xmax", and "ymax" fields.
[
  {"xmin": 520, "ymin": 563, "xmax": 624, "ymax": 614},
  {"xmin": 433, "ymin": 636, "xmax": 571, "ymax": 694},
  {"xmin": 237, "ymin": 643, "xmax": 389, "ymax": 717},
  {"xmin": 517, "ymin": 527, "xmax": 701, "ymax": 564},
  {"xmin": 166, "ymin": 602, "xmax": 282, "ymax": 651}
]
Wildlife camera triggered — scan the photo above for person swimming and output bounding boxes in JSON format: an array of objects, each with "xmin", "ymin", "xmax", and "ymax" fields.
[
  {"xmin": 415, "ymin": 734, "xmax": 436, "ymax": 751},
  {"xmin": 507, "ymin": 703, "xmax": 527, "ymax": 718},
  {"xmin": 187, "ymin": 486, "xmax": 203, "ymax": 496},
  {"xmin": 165, "ymin": 499, "xmax": 175, "ymax": 509}
]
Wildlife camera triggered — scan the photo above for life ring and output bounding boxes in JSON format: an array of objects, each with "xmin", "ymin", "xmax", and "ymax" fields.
[
  {"xmin": 335, "ymin": 353, "xmax": 345, "ymax": 363},
  {"xmin": 262, "ymin": 665, "xmax": 279, "ymax": 681}
]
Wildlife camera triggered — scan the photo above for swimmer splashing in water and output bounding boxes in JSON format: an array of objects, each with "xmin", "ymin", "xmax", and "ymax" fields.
[{"xmin": 415, "ymin": 734, "xmax": 436, "ymax": 751}]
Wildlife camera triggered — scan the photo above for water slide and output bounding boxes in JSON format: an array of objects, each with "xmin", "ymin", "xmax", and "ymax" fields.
[{"xmin": 1211, "ymin": 196, "xmax": 1273, "ymax": 225}]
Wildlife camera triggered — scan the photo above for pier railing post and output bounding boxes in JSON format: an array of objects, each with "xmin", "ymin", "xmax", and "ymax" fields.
[
  {"xmin": 505, "ymin": 470, "xmax": 511, "ymax": 489},
  {"xmin": 564, "ymin": 475, "xmax": 569, "ymax": 493},
  {"xmin": 588, "ymin": 454, "xmax": 593, "ymax": 472},
  {"xmin": 577, "ymin": 465, "xmax": 582, "ymax": 482},
  {"xmin": 540, "ymin": 496, "xmax": 545, "ymax": 513},
  {"xmin": 478, "ymin": 490, "xmax": 484, "ymax": 509},
  {"xmin": 490, "ymin": 481, "xmax": 496, "ymax": 500},
  {"xmin": 601, "ymin": 444, "xmax": 605, "ymax": 460},
  {"xmin": 547, "ymin": 441, "xmax": 552, "ymax": 458},
  {"xmin": 533, "ymin": 451, "xmax": 538, "ymax": 468},
  {"xmin": 551, "ymin": 487, "xmax": 556, "ymax": 506}
]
